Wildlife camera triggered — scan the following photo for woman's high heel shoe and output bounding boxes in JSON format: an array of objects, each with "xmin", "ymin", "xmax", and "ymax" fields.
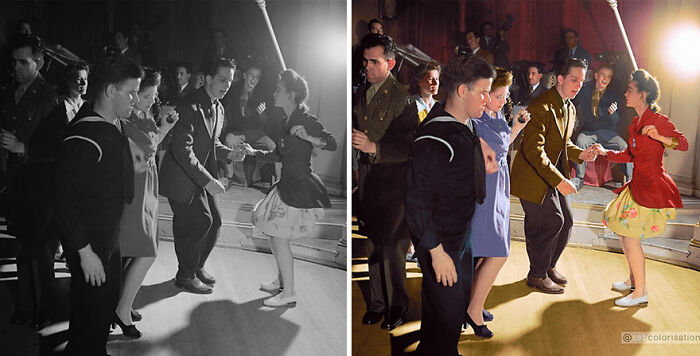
[
  {"xmin": 131, "ymin": 310, "xmax": 142, "ymax": 322},
  {"xmin": 114, "ymin": 313, "xmax": 142, "ymax": 338},
  {"xmin": 464, "ymin": 313, "xmax": 494, "ymax": 339}
]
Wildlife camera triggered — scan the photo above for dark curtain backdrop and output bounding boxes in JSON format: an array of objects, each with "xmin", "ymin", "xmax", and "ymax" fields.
[{"xmin": 363, "ymin": 0, "xmax": 654, "ymax": 70}]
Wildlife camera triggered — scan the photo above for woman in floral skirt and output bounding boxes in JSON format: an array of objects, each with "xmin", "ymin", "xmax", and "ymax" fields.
[{"xmin": 598, "ymin": 69, "xmax": 688, "ymax": 307}]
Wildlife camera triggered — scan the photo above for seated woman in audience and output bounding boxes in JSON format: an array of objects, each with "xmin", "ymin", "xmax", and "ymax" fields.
[
  {"xmin": 250, "ymin": 69, "xmax": 336, "ymax": 307},
  {"xmin": 598, "ymin": 69, "xmax": 688, "ymax": 307},
  {"xmin": 114, "ymin": 69, "xmax": 179, "ymax": 337},
  {"xmin": 411, "ymin": 61, "xmax": 440, "ymax": 122},
  {"xmin": 466, "ymin": 67, "xmax": 530, "ymax": 338}
]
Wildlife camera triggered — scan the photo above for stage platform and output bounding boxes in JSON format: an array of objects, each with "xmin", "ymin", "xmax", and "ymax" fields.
[
  {"xmin": 158, "ymin": 186, "xmax": 347, "ymax": 270},
  {"xmin": 353, "ymin": 184, "xmax": 700, "ymax": 271}
]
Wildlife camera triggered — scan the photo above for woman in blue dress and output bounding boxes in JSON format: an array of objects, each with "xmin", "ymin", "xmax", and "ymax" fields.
[{"xmin": 465, "ymin": 67, "xmax": 530, "ymax": 338}]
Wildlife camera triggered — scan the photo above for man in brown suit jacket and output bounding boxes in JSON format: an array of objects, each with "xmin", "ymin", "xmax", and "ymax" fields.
[
  {"xmin": 454, "ymin": 30, "xmax": 494, "ymax": 65},
  {"xmin": 510, "ymin": 58, "xmax": 599, "ymax": 294}
]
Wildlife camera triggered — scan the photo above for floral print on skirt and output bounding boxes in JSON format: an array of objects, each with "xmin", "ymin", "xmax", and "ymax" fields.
[
  {"xmin": 603, "ymin": 186, "xmax": 675, "ymax": 239},
  {"xmin": 252, "ymin": 186, "xmax": 324, "ymax": 239}
]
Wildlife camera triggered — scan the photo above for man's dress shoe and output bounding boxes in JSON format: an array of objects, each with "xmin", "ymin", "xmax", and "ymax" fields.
[
  {"xmin": 362, "ymin": 311, "xmax": 383, "ymax": 325},
  {"xmin": 175, "ymin": 277, "xmax": 213, "ymax": 294},
  {"xmin": 526, "ymin": 276, "xmax": 565, "ymax": 294},
  {"xmin": 195, "ymin": 268, "xmax": 216, "ymax": 285},
  {"xmin": 547, "ymin": 267, "xmax": 567, "ymax": 284}
]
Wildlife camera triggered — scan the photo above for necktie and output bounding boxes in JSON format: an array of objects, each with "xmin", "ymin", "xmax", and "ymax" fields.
[
  {"xmin": 570, "ymin": 48, "xmax": 575, "ymax": 58},
  {"xmin": 14, "ymin": 86, "xmax": 25, "ymax": 103}
]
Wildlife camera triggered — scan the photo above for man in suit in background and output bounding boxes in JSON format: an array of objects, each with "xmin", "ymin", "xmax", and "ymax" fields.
[
  {"xmin": 571, "ymin": 64, "xmax": 630, "ymax": 190},
  {"xmin": 159, "ymin": 58, "xmax": 236, "ymax": 294},
  {"xmin": 463, "ymin": 30, "xmax": 494, "ymax": 65},
  {"xmin": 353, "ymin": 33, "xmax": 419, "ymax": 330},
  {"xmin": 114, "ymin": 30, "xmax": 142, "ymax": 66},
  {"xmin": 511, "ymin": 58, "xmax": 599, "ymax": 294},
  {"xmin": 169, "ymin": 62, "xmax": 195, "ymax": 105},
  {"xmin": 522, "ymin": 62, "xmax": 547, "ymax": 106},
  {"xmin": 480, "ymin": 21, "xmax": 509, "ymax": 67},
  {"xmin": 553, "ymin": 29, "xmax": 591, "ymax": 68}
]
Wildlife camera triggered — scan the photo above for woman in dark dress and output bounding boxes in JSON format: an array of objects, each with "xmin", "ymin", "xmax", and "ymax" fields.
[
  {"xmin": 114, "ymin": 70, "xmax": 178, "ymax": 337},
  {"xmin": 251, "ymin": 69, "xmax": 337, "ymax": 307}
]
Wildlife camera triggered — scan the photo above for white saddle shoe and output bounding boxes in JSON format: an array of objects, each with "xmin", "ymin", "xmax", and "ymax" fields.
[
  {"xmin": 612, "ymin": 281, "xmax": 635, "ymax": 291},
  {"xmin": 263, "ymin": 294, "xmax": 297, "ymax": 308},
  {"xmin": 260, "ymin": 280, "xmax": 282, "ymax": 294},
  {"xmin": 615, "ymin": 294, "xmax": 647, "ymax": 307}
]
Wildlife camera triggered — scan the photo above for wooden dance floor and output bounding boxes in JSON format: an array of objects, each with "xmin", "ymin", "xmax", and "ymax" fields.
[
  {"xmin": 351, "ymin": 240, "xmax": 700, "ymax": 355},
  {"xmin": 0, "ymin": 240, "xmax": 346, "ymax": 356}
]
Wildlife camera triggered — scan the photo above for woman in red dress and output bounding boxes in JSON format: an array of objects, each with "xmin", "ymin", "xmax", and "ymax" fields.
[{"xmin": 598, "ymin": 69, "xmax": 688, "ymax": 307}]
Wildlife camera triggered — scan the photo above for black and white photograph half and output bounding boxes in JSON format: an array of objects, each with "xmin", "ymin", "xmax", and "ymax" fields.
[{"xmin": 0, "ymin": 0, "xmax": 347, "ymax": 355}]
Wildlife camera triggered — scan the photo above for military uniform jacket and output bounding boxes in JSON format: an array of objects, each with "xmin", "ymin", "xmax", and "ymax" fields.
[
  {"xmin": 511, "ymin": 87, "xmax": 584, "ymax": 204},
  {"xmin": 353, "ymin": 73, "xmax": 418, "ymax": 208},
  {"xmin": 0, "ymin": 75, "xmax": 61, "ymax": 222},
  {"xmin": 159, "ymin": 88, "xmax": 231, "ymax": 204}
]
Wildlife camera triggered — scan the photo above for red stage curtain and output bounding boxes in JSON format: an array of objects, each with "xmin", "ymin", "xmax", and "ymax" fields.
[{"xmin": 390, "ymin": 0, "xmax": 654, "ymax": 70}]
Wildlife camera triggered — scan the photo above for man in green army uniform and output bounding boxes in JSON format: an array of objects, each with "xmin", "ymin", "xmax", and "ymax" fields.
[{"xmin": 352, "ymin": 34, "xmax": 419, "ymax": 330}]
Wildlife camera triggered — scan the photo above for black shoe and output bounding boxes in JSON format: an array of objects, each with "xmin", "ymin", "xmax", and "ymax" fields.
[
  {"xmin": 362, "ymin": 311, "xmax": 383, "ymax": 325},
  {"xmin": 381, "ymin": 313, "xmax": 406, "ymax": 330},
  {"xmin": 10, "ymin": 311, "xmax": 32, "ymax": 325},
  {"xmin": 482, "ymin": 309, "xmax": 494, "ymax": 322},
  {"xmin": 131, "ymin": 310, "xmax": 142, "ymax": 322},
  {"xmin": 464, "ymin": 313, "xmax": 493, "ymax": 338},
  {"xmin": 113, "ymin": 313, "xmax": 142, "ymax": 338},
  {"xmin": 31, "ymin": 310, "xmax": 51, "ymax": 331},
  {"xmin": 196, "ymin": 268, "xmax": 216, "ymax": 285},
  {"xmin": 175, "ymin": 277, "xmax": 213, "ymax": 294}
]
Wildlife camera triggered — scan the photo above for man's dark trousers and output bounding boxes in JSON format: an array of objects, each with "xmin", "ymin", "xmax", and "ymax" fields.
[
  {"xmin": 520, "ymin": 186, "xmax": 573, "ymax": 278},
  {"xmin": 416, "ymin": 248, "xmax": 473, "ymax": 356},
  {"xmin": 169, "ymin": 189, "xmax": 222, "ymax": 280}
]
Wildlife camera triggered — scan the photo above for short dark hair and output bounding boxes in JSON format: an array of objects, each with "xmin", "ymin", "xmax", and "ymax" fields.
[
  {"xmin": 410, "ymin": 61, "xmax": 441, "ymax": 94},
  {"xmin": 555, "ymin": 57, "xmax": 588, "ymax": 78},
  {"xmin": 94, "ymin": 55, "xmax": 144, "ymax": 92},
  {"xmin": 367, "ymin": 18, "xmax": 383, "ymax": 31},
  {"xmin": 65, "ymin": 62, "xmax": 89, "ymax": 83},
  {"xmin": 140, "ymin": 69, "xmax": 162, "ymax": 91},
  {"xmin": 10, "ymin": 34, "xmax": 44, "ymax": 59},
  {"xmin": 279, "ymin": 69, "xmax": 309, "ymax": 106},
  {"xmin": 597, "ymin": 63, "xmax": 615, "ymax": 74},
  {"xmin": 175, "ymin": 61, "xmax": 192, "ymax": 74},
  {"xmin": 360, "ymin": 34, "xmax": 396, "ymax": 60},
  {"xmin": 480, "ymin": 21, "xmax": 494, "ymax": 32},
  {"xmin": 204, "ymin": 58, "xmax": 237, "ymax": 77},
  {"xmin": 441, "ymin": 53, "xmax": 495, "ymax": 95},
  {"xmin": 16, "ymin": 19, "xmax": 31, "ymax": 31},
  {"xmin": 527, "ymin": 62, "xmax": 544, "ymax": 74},
  {"xmin": 466, "ymin": 29, "xmax": 481, "ymax": 39},
  {"xmin": 630, "ymin": 69, "xmax": 661, "ymax": 113},
  {"xmin": 212, "ymin": 27, "xmax": 226, "ymax": 37}
]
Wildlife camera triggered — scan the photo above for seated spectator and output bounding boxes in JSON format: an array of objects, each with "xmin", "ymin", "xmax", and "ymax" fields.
[
  {"xmin": 455, "ymin": 30, "xmax": 494, "ymax": 65},
  {"xmin": 410, "ymin": 61, "xmax": 440, "ymax": 122},
  {"xmin": 221, "ymin": 62, "xmax": 275, "ymax": 187},
  {"xmin": 571, "ymin": 64, "xmax": 632, "ymax": 189},
  {"xmin": 113, "ymin": 30, "xmax": 142, "ymax": 65},
  {"xmin": 168, "ymin": 62, "xmax": 195, "ymax": 104},
  {"xmin": 553, "ymin": 28, "xmax": 591, "ymax": 68},
  {"xmin": 522, "ymin": 62, "xmax": 547, "ymax": 106}
]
